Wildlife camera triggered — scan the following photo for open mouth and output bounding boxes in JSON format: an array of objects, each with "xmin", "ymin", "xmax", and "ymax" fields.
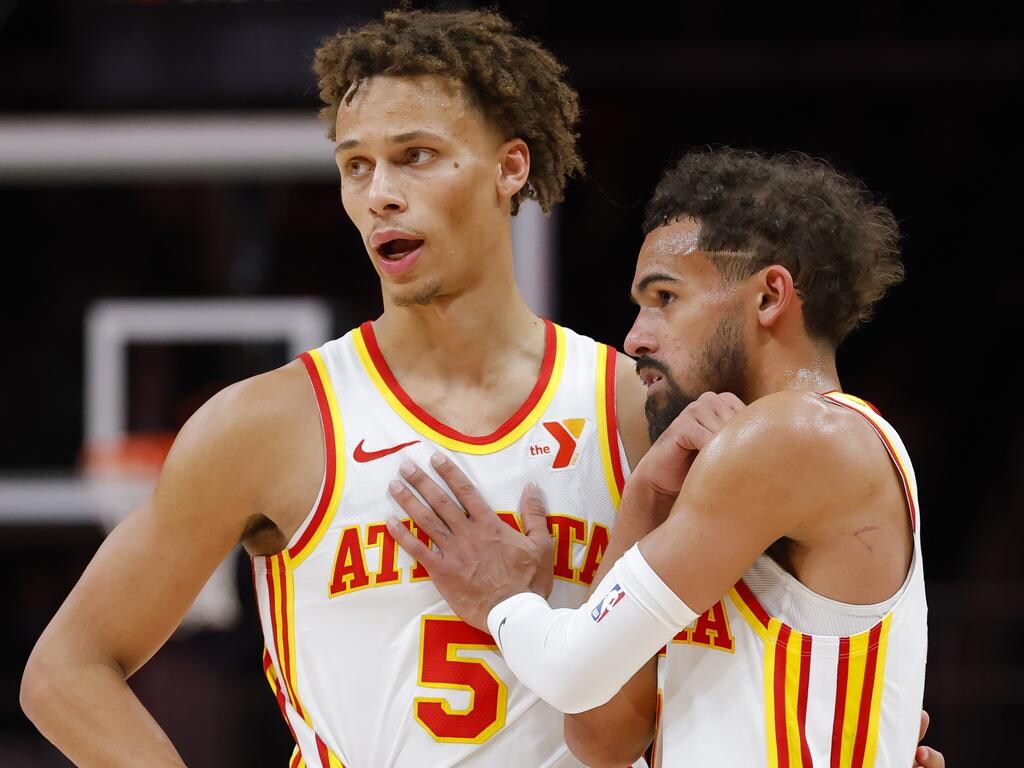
[
  {"xmin": 638, "ymin": 369, "xmax": 664, "ymax": 388},
  {"xmin": 377, "ymin": 238, "xmax": 424, "ymax": 260}
]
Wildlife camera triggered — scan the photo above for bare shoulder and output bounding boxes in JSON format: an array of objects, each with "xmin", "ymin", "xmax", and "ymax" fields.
[
  {"xmin": 156, "ymin": 359, "xmax": 322, "ymax": 535},
  {"xmin": 690, "ymin": 391, "xmax": 890, "ymax": 525},
  {"xmin": 705, "ymin": 390, "xmax": 879, "ymax": 464},
  {"xmin": 613, "ymin": 350, "xmax": 651, "ymax": 469},
  {"xmin": 167, "ymin": 359, "xmax": 314, "ymax": 469}
]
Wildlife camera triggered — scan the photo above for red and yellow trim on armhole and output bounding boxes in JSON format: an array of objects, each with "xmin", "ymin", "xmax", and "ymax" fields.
[
  {"xmin": 728, "ymin": 580, "xmax": 771, "ymax": 640},
  {"xmin": 761, "ymin": 621, "xmax": 815, "ymax": 768},
  {"xmin": 819, "ymin": 392, "xmax": 917, "ymax": 532},
  {"xmin": 830, "ymin": 613, "xmax": 893, "ymax": 768},
  {"xmin": 819, "ymin": 390, "xmax": 881, "ymax": 416},
  {"xmin": 256, "ymin": 349, "xmax": 346, "ymax": 731},
  {"xmin": 353, "ymin": 319, "xmax": 566, "ymax": 454},
  {"xmin": 596, "ymin": 344, "xmax": 627, "ymax": 508},
  {"xmin": 290, "ymin": 350, "xmax": 346, "ymax": 565}
]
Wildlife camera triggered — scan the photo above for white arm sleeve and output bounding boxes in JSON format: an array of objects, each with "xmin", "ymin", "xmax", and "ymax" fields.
[{"xmin": 486, "ymin": 544, "xmax": 698, "ymax": 714}]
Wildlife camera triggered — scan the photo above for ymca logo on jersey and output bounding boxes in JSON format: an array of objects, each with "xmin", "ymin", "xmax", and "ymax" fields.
[
  {"xmin": 530, "ymin": 418, "xmax": 587, "ymax": 470},
  {"xmin": 591, "ymin": 583, "xmax": 626, "ymax": 623}
]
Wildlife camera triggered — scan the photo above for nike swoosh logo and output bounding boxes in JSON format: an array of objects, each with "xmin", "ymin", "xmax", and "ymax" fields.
[
  {"xmin": 353, "ymin": 438, "xmax": 421, "ymax": 463},
  {"xmin": 496, "ymin": 617, "xmax": 508, "ymax": 650}
]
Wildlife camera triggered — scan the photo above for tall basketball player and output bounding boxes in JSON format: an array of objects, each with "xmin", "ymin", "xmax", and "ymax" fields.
[
  {"xmin": 388, "ymin": 149, "xmax": 934, "ymax": 767},
  {"xmin": 21, "ymin": 11, "xmax": 945, "ymax": 768},
  {"xmin": 19, "ymin": 9, "xmax": 651, "ymax": 768}
]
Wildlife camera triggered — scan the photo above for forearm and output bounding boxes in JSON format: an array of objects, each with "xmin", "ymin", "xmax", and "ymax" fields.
[
  {"xmin": 563, "ymin": 658, "xmax": 657, "ymax": 767},
  {"xmin": 593, "ymin": 478, "xmax": 676, "ymax": 587},
  {"xmin": 22, "ymin": 648, "xmax": 186, "ymax": 768},
  {"xmin": 489, "ymin": 545, "xmax": 694, "ymax": 714},
  {"xmin": 560, "ymin": 482, "xmax": 666, "ymax": 764}
]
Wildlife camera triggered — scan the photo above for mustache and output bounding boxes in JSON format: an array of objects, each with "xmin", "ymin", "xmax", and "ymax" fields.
[{"xmin": 634, "ymin": 354, "xmax": 672, "ymax": 379}]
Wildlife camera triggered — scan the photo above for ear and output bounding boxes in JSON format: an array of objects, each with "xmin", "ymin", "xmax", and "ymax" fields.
[
  {"xmin": 496, "ymin": 138, "xmax": 530, "ymax": 200},
  {"xmin": 757, "ymin": 265, "xmax": 799, "ymax": 330}
]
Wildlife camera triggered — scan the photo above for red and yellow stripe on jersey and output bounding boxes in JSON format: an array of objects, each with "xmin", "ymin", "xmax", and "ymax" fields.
[
  {"xmin": 730, "ymin": 583, "xmax": 894, "ymax": 768},
  {"xmin": 256, "ymin": 348, "xmax": 348, "ymax": 768},
  {"xmin": 596, "ymin": 344, "xmax": 626, "ymax": 506},
  {"xmin": 829, "ymin": 616, "xmax": 893, "ymax": 768}
]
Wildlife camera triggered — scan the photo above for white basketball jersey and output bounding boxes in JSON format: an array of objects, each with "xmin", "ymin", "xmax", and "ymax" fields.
[
  {"xmin": 252, "ymin": 320, "xmax": 630, "ymax": 768},
  {"xmin": 652, "ymin": 392, "xmax": 927, "ymax": 768}
]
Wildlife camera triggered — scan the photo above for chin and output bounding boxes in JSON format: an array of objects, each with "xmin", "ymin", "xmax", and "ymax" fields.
[{"xmin": 390, "ymin": 279, "xmax": 443, "ymax": 307}]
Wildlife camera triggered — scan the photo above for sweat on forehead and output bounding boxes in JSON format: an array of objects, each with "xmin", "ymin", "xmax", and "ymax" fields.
[
  {"xmin": 645, "ymin": 217, "xmax": 703, "ymax": 260},
  {"xmin": 642, "ymin": 217, "xmax": 759, "ymax": 283}
]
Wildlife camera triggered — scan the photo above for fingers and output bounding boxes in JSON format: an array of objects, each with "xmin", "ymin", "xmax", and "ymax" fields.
[
  {"xmin": 694, "ymin": 391, "xmax": 743, "ymax": 428},
  {"xmin": 671, "ymin": 420, "xmax": 715, "ymax": 452},
  {"xmin": 914, "ymin": 745, "xmax": 944, "ymax": 768},
  {"xmin": 666, "ymin": 392, "xmax": 746, "ymax": 451},
  {"xmin": 428, "ymin": 453, "xmax": 493, "ymax": 523},
  {"xmin": 914, "ymin": 710, "xmax": 943, "ymax": 768},
  {"xmin": 717, "ymin": 392, "xmax": 745, "ymax": 414},
  {"xmin": 396, "ymin": 460, "xmax": 468, "ymax": 533},
  {"xmin": 518, "ymin": 482, "xmax": 550, "ymax": 541},
  {"xmin": 387, "ymin": 477, "xmax": 453, "ymax": 546},
  {"xmin": 386, "ymin": 514, "xmax": 441, "ymax": 570}
]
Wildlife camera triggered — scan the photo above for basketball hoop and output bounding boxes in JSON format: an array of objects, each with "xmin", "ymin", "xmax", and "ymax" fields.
[{"xmin": 80, "ymin": 432, "xmax": 175, "ymax": 529}]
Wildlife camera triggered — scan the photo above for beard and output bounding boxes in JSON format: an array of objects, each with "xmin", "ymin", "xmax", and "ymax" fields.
[
  {"xmin": 640, "ymin": 308, "xmax": 748, "ymax": 442},
  {"xmin": 391, "ymin": 279, "xmax": 443, "ymax": 307}
]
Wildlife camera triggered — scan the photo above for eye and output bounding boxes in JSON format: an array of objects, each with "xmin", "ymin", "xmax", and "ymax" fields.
[
  {"xmin": 658, "ymin": 290, "xmax": 676, "ymax": 307},
  {"xmin": 345, "ymin": 158, "xmax": 372, "ymax": 179},
  {"xmin": 405, "ymin": 148, "xmax": 436, "ymax": 165}
]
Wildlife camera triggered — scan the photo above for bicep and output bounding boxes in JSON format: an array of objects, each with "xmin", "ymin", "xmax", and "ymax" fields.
[
  {"xmin": 37, "ymin": 391, "xmax": 261, "ymax": 677},
  {"xmin": 46, "ymin": 494, "xmax": 242, "ymax": 677}
]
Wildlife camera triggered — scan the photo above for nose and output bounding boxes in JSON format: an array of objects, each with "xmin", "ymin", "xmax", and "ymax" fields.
[
  {"xmin": 624, "ymin": 312, "xmax": 658, "ymax": 357},
  {"xmin": 368, "ymin": 165, "xmax": 406, "ymax": 217}
]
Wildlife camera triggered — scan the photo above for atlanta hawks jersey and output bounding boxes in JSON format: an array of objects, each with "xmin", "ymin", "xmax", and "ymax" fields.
[
  {"xmin": 252, "ymin": 320, "xmax": 630, "ymax": 768},
  {"xmin": 650, "ymin": 392, "xmax": 927, "ymax": 768}
]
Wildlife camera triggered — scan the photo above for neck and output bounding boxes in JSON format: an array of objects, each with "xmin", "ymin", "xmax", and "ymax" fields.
[
  {"xmin": 372, "ymin": 260, "xmax": 544, "ymax": 386},
  {"xmin": 746, "ymin": 335, "xmax": 841, "ymax": 401}
]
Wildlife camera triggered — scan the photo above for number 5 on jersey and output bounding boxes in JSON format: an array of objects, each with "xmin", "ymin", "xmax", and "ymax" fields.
[{"xmin": 415, "ymin": 615, "xmax": 507, "ymax": 743}]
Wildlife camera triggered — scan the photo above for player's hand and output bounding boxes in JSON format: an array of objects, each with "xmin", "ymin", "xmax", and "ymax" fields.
[
  {"xmin": 914, "ymin": 709, "xmax": 945, "ymax": 768},
  {"xmin": 630, "ymin": 392, "xmax": 745, "ymax": 499},
  {"xmin": 386, "ymin": 453, "xmax": 554, "ymax": 632}
]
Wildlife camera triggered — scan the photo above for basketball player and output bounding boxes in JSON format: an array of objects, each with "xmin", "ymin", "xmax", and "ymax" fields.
[
  {"xmin": 387, "ymin": 149, "xmax": 933, "ymax": 766},
  {"xmin": 19, "ymin": 9, "xmax": 650, "ymax": 767}
]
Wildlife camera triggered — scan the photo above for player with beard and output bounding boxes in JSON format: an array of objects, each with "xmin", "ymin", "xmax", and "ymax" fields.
[{"xmin": 386, "ymin": 148, "xmax": 933, "ymax": 767}]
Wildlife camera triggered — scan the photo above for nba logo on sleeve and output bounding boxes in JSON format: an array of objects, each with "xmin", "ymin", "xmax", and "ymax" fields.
[{"xmin": 591, "ymin": 584, "xmax": 626, "ymax": 623}]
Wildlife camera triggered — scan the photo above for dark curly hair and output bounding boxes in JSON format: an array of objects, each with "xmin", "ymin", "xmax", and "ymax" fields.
[
  {"xmin": 313, "ymin": 8, "xmax": 583, "ymax": 215},
  {"xmin": 643, "ymin": 149, "xmax": 903, "ymax": 346}
]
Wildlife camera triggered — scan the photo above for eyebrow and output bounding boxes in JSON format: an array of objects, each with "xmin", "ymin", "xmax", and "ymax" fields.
[
  {"xmin": 334, "ymin": 131, "xmax": 445, "ymax": 154},
  {"xmin": 629, "ymin": 272, "xmax": 679, "ymax": 304}
]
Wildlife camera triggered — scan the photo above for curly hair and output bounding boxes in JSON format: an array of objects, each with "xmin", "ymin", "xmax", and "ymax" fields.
[
  {"xmin": 313, "ymin": 8, "xmax": 583, "ymax": 215},
  {"xmin": 643, "ymin": 149, "xmax": 904, "ymax": 346}
]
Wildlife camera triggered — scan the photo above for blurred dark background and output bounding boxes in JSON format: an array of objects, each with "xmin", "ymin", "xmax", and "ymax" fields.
[{"xmin": 3, "ymin": 0, "xmax": 1021, "ymax": 765}]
